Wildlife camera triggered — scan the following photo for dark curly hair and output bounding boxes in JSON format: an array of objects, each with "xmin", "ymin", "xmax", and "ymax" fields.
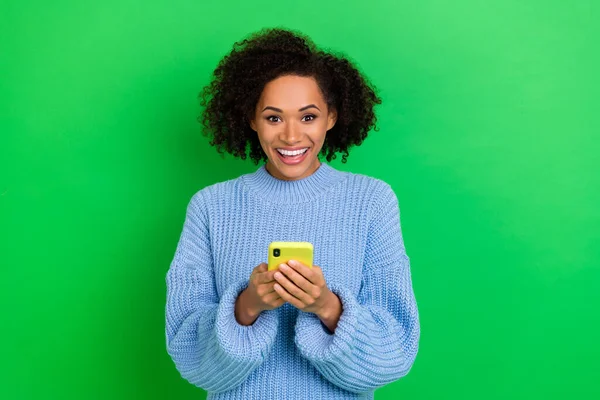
[{"xmin": 198, "ymin": 27, "xmax": 382, "ymax": 164}]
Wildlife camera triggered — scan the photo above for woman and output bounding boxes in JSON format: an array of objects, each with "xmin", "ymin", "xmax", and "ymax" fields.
[{"xmin": 165, "ymin": 27, "xmax": 420, "ymax": 399}]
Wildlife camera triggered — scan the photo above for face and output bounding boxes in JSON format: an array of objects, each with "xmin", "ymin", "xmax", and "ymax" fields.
[{"xmin": 250, "ymin": 75, "xmax": 337, "ymax": 181}]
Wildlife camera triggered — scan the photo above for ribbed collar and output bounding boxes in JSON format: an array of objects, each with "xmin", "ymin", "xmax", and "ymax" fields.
[{"xmin": 242, "ymin": 162, "xmax": 347, "ymax": 204}]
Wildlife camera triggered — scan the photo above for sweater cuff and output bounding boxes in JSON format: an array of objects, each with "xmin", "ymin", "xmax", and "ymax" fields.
[
  {"xmin": 215, "ymin": 279, "xmax": 279, "ymax": 362},
  {"xmin": 294, "ymin": 284, "xmax": 360, "ymax": 362}
]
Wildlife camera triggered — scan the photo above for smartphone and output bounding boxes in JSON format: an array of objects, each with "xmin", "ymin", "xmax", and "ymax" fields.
[{"xmin": 268, "ymin": 241, "xmax": 314, "ymax": 271}]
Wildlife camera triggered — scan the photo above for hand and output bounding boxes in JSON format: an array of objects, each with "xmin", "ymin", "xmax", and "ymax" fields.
[
  {"xmin": 273, "ymin": 260, "xmax": 341, "ymax": 325},
  {"xmin": 235, "ymin": 263, "xmax": 285, "ymax": 325}
]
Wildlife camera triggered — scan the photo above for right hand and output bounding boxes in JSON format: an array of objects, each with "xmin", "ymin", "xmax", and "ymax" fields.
[{"xmin": 235, "ymin": 263, "xmax": 285, "ymax": 325}]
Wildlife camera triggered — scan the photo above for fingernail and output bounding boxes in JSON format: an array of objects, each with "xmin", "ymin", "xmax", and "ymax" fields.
[
  {"xmin": 288, "ymin": 260, "xmax": 296, "ymax": 266},
  {"xmin": 274, "ymin": 272, "xmax": 282, "ymax": 279},
  {"xmin": 279, "ymin": 264, "xmax": 288, "ymax": 271}
]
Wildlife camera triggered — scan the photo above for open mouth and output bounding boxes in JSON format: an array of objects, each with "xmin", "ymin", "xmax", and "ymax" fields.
[
  {"xmin": 275, "ymin": 147, "xmax": 310, "ymax": 165},
  {"xmin": 277, "ymin": 148, "xmax": 309, "ymax": 157}
]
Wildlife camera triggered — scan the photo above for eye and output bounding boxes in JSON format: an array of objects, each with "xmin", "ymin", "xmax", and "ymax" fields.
[
  {"xmin": 302, "ymin": 114, "xmax": 317, "ymax": 122},
  {"xmin": 266, "ymin": 115, "xmax": 281, "ymax": 123}
]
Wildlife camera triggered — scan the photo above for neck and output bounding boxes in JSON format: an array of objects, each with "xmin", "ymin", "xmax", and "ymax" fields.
[
  {"xmin": 242, "ymin": 161, "xmax": 346, "ymax": 204},
  {"xmin": 265, "ymin": 159, "xmax": 321, "ymax": 181}
]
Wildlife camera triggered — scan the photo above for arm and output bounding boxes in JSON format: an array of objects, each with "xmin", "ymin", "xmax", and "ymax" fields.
[
  {"xmin": 165, "ymin": 191, "xmax": 279, "ymax": 393},
  {"xmin": 294, "ymin": 183, "xmax": 420, "ymax": 393}
]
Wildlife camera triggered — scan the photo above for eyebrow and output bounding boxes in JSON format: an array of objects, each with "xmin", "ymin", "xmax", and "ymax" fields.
[{"xmin": 261, "ymin": 104, "xmax": 320, "ymax": 113}]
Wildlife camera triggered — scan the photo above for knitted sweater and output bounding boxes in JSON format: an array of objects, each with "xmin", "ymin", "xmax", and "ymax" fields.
[{"xmin": 165, "ymin": 162, "xmax": 420, "ymax": 399}]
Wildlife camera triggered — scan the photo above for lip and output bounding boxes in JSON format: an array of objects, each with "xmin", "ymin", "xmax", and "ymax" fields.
[
  {"xmin": 276, "ymin": 146, "xmax": 310, "ymax": 151},
  {"xmin": 275, "ymin": 147, "xmax": 310, "ymax": 165}
]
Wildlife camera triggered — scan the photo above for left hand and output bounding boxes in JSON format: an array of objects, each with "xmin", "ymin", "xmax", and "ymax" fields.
[{"xmin": 273, "ymin": 260, "xmax": 334, "ymax": 316}]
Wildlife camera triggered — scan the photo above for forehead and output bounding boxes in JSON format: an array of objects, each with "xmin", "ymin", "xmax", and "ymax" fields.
[{"xmin": 258, "ymin": 75, "xmax": 325, "ymax": 109}]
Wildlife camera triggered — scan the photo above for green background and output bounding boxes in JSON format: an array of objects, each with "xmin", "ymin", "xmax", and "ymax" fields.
[{"xmin": 1, "ymin": 0, "xmax": 598, "ymax": 398}]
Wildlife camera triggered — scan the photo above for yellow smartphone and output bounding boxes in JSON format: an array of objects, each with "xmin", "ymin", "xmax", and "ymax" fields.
[{"xmin": 268, "ymin": 241, "xmax": 314, "ymax": 271}]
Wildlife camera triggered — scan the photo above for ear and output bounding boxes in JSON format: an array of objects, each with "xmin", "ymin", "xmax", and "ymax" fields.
[
  {"xmin": 249, "ymin": 118, "xmax": 257, "ymax": 132},
  {"xmin": 326, "ymin": 108, "xmax": 337, "ymax": 131}
]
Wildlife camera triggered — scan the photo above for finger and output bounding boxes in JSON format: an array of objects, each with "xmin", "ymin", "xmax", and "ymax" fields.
[
  {"xmin": 273, "ymin": 283, "xmax": 304, "ymax": 309},
  {"xmin": 252, "ymin": 262, "xmax": 267, "ymax": 274},
  {"xmin": 252, "ymin": 263, "xmax": 261, "ymax": 272},
  {"xmin": 256, "ymin": 270, "xmax": 277, "ymax": 284},
  {"xmin": 250, "ymin": 263, "xmax": 266, "ymax": 280},
  {"xmin": 263, "ymin": 290, "xmax": 282, "ymax": 303},
  {"xmin": 257, "ymin": 282, "xmax": 277, "ymax": 296},
  {"xmin": 274, "ymin": 271, "xmax": 312, "ymax": 304},
  {"xmin": 286, "ymin": 260, "xmax": 318, "ymax": 284},
  {"xmin": 278, "ymin": 263, "xmax": 313, "ymax": 292}
]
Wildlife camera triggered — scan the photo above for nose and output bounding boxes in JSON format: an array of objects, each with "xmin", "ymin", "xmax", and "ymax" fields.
[{"xmin": 280, "ymin": 120, "xmax": 301, "ymax": 144}]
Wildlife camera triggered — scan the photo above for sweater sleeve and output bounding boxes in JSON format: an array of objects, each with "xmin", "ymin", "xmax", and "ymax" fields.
[
  {"xmin": 294, "ymin": 182, "xmax": 420, "ymax": 393},
  {"xmin": 165, "ymin": 191, "xmax": 279, "ymax": 393}
]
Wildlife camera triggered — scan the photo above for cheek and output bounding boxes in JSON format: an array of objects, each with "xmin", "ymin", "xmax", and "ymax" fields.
[
  {"xmin": 310, "ymin": 121, "xmax": 329, "ymax": 142},
  {"xmin": 256, "ymin": 125, "xmax": 277, "ymax": 143}
]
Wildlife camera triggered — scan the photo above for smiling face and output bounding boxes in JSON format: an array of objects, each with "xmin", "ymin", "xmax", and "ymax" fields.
[{"xmin": 249, "ymin": 75, "xmax": 337, "ymax": 181}]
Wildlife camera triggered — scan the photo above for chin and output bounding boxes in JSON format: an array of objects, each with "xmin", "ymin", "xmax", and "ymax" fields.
[{"xmin": 268, "ymin": 154, "xmax": 319, "ymax": 181}]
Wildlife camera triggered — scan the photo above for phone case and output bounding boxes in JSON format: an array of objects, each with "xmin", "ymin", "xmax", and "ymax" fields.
[{"xmin": 268, "ymin": 241, "xmax": 314, "ymax": 271}]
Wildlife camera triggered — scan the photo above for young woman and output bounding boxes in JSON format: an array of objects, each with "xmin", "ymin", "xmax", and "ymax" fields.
[{"xmin": 165, "ymin": 27, "xmax": 420, "ymax": 399}]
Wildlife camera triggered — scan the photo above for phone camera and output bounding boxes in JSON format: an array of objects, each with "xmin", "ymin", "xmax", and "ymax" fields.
[{"xmin": 273, "ymin": 249, "xmax": 280, "ymax": 257}]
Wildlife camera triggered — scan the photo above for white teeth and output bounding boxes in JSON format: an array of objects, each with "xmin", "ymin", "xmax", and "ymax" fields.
[{"xmin": 277, "ymin": 148, "xmax": 308, "ymax": 156}]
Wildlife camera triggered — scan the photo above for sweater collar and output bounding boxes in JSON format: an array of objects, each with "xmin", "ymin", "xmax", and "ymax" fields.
[{"xmin": 242, "ymin": 162, "xmax": 346, "ymax": 204}]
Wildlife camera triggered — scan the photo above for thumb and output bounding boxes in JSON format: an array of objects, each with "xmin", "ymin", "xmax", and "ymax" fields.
[{"xmin": 257, "ymin": 262, "xmax": 268, "ymax": 272}]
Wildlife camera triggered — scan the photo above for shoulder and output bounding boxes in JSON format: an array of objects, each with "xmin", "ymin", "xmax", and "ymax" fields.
[
  {"xmin": 195, "ymin": 175, "xmax": 243, "ymax": 199},
  {"xmin": 333, "ymin": 170, "xmax": 401, "ymax": 226},
  {"xmin": 185, "ymin": 174, "xmax": 246, "ymax": 214},
  {"xmin": 341, "ymin": 169, "xmax": 398, "ymax": 206},
  {"xmin": 344, "ymin": 170, "xmax": 394, "ymax": 192}
]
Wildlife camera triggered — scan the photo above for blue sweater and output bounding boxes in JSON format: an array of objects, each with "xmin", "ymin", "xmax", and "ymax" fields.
[{"xmin": 165, "ymin": 162, "xmax": 420, "ymax": 399}]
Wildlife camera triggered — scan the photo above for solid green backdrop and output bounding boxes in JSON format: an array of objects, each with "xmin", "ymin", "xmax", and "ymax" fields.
[{"xmin": 1, "ymin": 0, "xmax": 598, "ymax": 398}]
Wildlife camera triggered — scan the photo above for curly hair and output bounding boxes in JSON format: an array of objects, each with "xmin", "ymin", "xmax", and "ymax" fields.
[{"xmin": 198, "ymin": 27, "xmax": 382, "ymax": 164}]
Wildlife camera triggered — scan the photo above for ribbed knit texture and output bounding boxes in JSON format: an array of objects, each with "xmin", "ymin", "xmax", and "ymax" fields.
[{"xmin": 165, "ymin": 162, "xmax": 420, "ymax": 399}]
